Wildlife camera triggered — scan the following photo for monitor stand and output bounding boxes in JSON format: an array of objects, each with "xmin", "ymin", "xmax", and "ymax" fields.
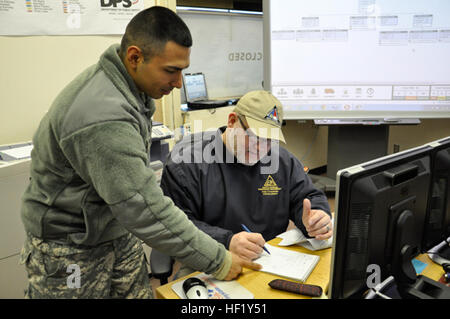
[
  {"xmin": 310, "ymin": 122, "xmax": 389, "ymax": 193},
  {"xmin": 311, "ymin": 119, "xmax": 420, "ymax": 194},
  {"xmin": 393, "ymin": 210, "xmax": 450, "ymax": 299}
]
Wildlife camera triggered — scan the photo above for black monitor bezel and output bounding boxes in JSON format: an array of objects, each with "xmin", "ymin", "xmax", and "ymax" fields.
[{"xmin": 329, "ymin": 143, "xmax": 435, "ymax": 299}]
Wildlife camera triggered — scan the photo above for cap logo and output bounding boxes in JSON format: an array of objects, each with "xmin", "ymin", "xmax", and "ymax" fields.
[{"xmin": 265, "ymin": 106, "xmax": 281, "ymax": 125}]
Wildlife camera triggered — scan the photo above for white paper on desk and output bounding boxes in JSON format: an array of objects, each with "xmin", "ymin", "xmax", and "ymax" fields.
[
  {"xmin": 255, "ymin": 244, "xmax": 320, "ymax": 282},
  {"xmin": 277, "ymin": 225, "xmax": 333, "ymax": 251},
  {"xmin": 277, "ymin": 228, "xmax": 308, "ymax": 246}
]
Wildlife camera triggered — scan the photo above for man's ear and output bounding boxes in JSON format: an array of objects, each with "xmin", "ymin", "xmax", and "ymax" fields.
[
  {"xmin": 125, "ymin": 46, "xmax": 144, "ymax": 69},
  {"xmin": 227, "ymin": 112, "xmax": 239, "ymax": 128}
]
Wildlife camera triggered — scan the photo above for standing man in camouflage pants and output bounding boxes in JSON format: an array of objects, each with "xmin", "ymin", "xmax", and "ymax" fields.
[{"xmin": 20, "ymin": 6, "xmax": 260, "ymax": 299}]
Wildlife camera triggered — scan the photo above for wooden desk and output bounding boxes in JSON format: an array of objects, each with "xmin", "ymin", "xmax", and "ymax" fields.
[
  {"xmin": 155, "ymin": 238, "xmax": 446, "ymax": 299},
  {"xmin": 156, "ymin": 237, "xmax": 331, "ymax": 299}
]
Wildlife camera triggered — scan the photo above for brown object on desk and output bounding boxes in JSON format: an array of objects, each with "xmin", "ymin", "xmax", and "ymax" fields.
[{"xmin": 269, "ymin": 279, "xmax": 323, "ymax": 297}]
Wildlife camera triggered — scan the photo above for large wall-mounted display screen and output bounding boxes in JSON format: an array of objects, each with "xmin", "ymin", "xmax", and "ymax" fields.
[{"xmin": 263, "ymin": 0, "xmax": 450, "ymax": 119}]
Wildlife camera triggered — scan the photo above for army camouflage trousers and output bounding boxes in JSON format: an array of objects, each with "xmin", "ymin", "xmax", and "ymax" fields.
[{"xmin": 20, "ymin": 232, "xmax": 153, "ymax": 299}]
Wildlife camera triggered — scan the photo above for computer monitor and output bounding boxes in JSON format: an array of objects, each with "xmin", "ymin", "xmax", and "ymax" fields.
[
  {"xmin": 183, "ymin": 73, "xmax": 208, "ymax": 102},
  {"xmin": 423, "ymin": 137, "xmax": 450, "ymax": 251},
  {"xmin": 329, "ymin": 137, "xmax": 450, "ymax": 299}
]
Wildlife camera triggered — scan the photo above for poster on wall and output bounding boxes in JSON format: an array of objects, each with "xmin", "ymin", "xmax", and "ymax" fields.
[{"xmin": 0, "ymin": 0, "xmax": 145, "ymax": 35}]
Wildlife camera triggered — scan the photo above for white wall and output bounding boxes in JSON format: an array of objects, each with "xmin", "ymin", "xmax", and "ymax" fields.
[
  {"xmin": 0, "ymin": 36, "xmax": 122, "ymax": 144},
  {"xmin": 0, "ymin": 0, "xmax": 181, "ymax": 145}
]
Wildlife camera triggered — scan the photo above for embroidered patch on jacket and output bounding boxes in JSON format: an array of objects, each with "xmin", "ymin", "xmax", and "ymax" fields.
[
  {"xmin": 258, "ymin": 175, "xmax": 282, "ymax": 196},
  {"xmin": 265, "ymin": 106, "xmax": 281, "ymax": 125}
]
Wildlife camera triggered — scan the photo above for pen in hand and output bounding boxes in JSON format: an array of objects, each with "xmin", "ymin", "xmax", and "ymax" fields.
[{"xmin": 241, "ymin": 224, "xmax": 271, "ymax": 255}]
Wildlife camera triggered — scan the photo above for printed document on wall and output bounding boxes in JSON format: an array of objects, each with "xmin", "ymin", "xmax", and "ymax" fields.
[{"xmin": 0, "ymin": 0, "xmax": 144, "ymax": 35}]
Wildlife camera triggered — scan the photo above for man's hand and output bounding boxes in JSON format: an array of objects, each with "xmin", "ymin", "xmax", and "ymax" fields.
[
  {"xmin": 229, "ymin": 231, "xmax": 265, "ymax": 261},
  {"xmin": 223, "ymin": 252, "xmax": 262, "ymax": 281},
  {"xmin": 302, "ymin": 198, "xmax": 333, "ymax": 240}
]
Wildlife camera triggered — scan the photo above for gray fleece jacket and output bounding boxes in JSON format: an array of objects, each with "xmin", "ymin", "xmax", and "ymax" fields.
[{"xmin": 21, "ymin": 44, "xmax": 231, "ymax": 279}]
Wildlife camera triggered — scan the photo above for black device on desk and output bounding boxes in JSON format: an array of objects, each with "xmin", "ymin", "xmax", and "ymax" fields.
[
  {"xmin": 183, "ymin": 72, "xmax": 230, "ymax": 110},
  {"xmin": 329, "ymin": 136, "xmax": 450, "ymax": 299},
  {"xmin": 182, "ymin": 278, "xmax": 209, "ymax": 299}
]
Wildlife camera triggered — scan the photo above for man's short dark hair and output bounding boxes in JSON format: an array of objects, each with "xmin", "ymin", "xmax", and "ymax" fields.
[{"xmin": 119, "ymin": 6, "xmax": 192, "ymax": 61}]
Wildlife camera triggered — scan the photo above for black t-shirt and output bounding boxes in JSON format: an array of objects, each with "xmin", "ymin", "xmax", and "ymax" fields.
[{"xmin": 160, "ymin": 127, "xmax": 330, "ymax": 249}]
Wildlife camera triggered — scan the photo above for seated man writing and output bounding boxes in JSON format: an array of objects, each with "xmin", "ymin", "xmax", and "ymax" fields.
[{"xmin": 161, "ymin": 90, "xmax": 332, "ymax": 277}]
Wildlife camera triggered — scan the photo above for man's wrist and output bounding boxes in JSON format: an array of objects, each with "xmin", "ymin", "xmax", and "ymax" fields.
[{"xmin": 212, "ymin": 250, "xmax": 232, "ymax": 280}]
